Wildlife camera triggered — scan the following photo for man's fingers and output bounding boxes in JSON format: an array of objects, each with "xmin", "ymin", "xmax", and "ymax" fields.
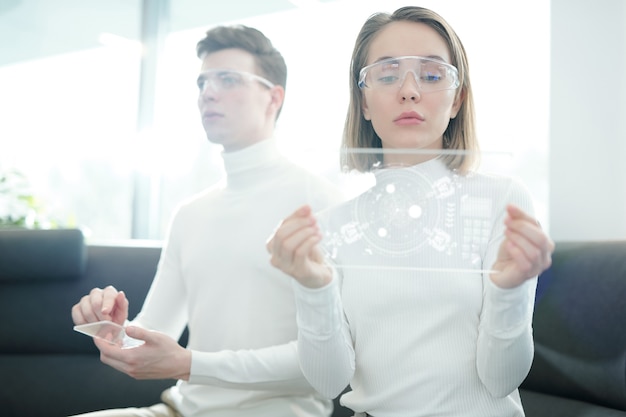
[
  {"xmin": 125, "ymin": 325, "xmax": 147, "ymax": 341},
  {"xmin": 74, "ymin": 286, "xmax": 119, "ymax": 323},
  {"xmin": 100, "ymin": 285, "xmax": 120, "ymax": 316},
  {"xmin": 71, "ymin": 303, "xmax": 87, "ymax": 325}
]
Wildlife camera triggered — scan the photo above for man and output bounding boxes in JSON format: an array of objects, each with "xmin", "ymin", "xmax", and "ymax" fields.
[{"xmin": 71, "ymin": 24, "xmax": 341, "ymax": 417}]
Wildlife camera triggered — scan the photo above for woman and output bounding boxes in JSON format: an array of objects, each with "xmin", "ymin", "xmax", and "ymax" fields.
[{"xmin": 267, "ymin": 6, "xmax": 554, "ymax": 417}]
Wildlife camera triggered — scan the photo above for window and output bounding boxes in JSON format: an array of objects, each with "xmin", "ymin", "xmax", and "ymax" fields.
[{"xmin": 0, "ymin": 0, "xmax": 550, "ymax": 240}]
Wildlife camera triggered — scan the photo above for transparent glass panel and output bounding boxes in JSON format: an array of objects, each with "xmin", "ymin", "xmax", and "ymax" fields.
[{"xmin": 313, "ymin": 149, "xmax": 525, "ymax": 275}]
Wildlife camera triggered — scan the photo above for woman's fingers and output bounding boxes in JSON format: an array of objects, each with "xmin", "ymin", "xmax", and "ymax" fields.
[
  {"xmin": 508, "ymin": 206, "xmax": 553, "ymax": 256},
  {"xmin": 267, "ymin": 206, "xmax": 315, "ymax": 255},
  {"xmin": 270, "ymin": 220, "xmax": 319, "ymax": 268},
  {"xmin": 503, "ymin": 204, "xmax": 554, "ymax": 276},
  {"xmin": 266, "ymin": 205, "xmax": 331, "ymax": 287}
]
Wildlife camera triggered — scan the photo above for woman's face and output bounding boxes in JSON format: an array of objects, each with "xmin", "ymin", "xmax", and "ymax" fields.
[{"xmin": 361, "ymin": 21, "xmax": 463, "ymax": 167}]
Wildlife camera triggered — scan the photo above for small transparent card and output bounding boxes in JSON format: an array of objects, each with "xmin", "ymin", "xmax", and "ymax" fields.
[{"xmin": 73, "ymin": 320, "xmax": 144, "ymax": 349}]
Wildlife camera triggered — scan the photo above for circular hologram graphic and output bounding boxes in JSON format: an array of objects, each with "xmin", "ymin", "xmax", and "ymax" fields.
[{"xmin": 352, "ymin": 167, "xmax": 441, "ymax": 256}]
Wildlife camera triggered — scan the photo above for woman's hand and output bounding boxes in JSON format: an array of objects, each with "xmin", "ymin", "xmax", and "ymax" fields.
[
  {"xmin": 490, "ymin": 204, "xmax": 555, "ymax": 289},
  {"xmin": 266, "ymin": 205, "xmax": 333, "ymax": 288},
  {"xmin": 95, "ymin": 326, "xmax": 191, "ymax": 381},
  {"xmin": 71, "ymin": 285, "xmax": 129, "ymax": 326}
]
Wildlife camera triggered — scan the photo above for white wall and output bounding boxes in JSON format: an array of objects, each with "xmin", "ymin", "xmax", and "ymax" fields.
[{"xmin": 550, "ymin": 0, "xmax": 626, "ymax": 240}]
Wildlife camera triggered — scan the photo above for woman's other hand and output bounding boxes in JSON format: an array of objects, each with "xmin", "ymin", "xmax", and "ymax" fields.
[
  {"xmin": 266, "ymin": 205, "xmax": 333, "ymax": 288},
  {"xmin": 490, "ymin": 204, "xmax": 555, "ymax": 289}
]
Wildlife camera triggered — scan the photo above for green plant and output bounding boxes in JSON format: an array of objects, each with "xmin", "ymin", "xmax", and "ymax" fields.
[{"xmin": 0, "ymin": 168, "xmax": 53, "ymax": 229}]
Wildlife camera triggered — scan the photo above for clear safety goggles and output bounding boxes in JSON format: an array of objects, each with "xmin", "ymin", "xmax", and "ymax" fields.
[
  {"xmin": 358, "ymin": 56, "xmax": 460, "ymax": 92},
  {"xmin": 197, "ymin": 69, "xmax": 275, "ymax": 94}
]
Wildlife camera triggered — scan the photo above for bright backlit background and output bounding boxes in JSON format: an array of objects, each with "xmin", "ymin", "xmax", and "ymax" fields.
[{"xmin": 5, "ymin": 0, "xmax": 622, "ymax": 242}]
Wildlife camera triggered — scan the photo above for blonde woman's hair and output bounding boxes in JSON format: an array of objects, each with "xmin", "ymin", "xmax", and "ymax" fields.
[{"xmin": 342, "ymin": 6, "xmax": 478, "ymax": 173}]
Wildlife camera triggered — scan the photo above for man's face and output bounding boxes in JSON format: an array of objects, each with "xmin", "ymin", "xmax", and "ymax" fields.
[{"xmin": 197, "ymin": 48, "xmax": 280, "ymax": 152}]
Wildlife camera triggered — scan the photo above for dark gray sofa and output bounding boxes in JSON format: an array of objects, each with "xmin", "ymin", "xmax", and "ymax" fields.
[
  {"xmin": 0, "ymin": 229, "xmax": 625, "ymax": 416},
  {"xmin": 519, "ymin": 241, "xmax": 626, "ymax": 416},
  {"xmin": 0, "ymin": 229, "xmax": 173, "ymax": 417}
]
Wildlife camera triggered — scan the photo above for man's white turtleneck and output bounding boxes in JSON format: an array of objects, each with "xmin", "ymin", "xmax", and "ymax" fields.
[{"xmin": 133, "ymin": 138, "xmax": 343, "ymax": 417}]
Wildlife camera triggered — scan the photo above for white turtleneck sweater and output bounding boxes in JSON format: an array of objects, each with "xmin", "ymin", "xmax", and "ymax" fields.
[
  {"xmin": 132, "ymin": 138, "xmax": 342, "ymax": 417},
  {"xmin": 293, "ymin": 159, "xmax": 538, "ymax": 417}
]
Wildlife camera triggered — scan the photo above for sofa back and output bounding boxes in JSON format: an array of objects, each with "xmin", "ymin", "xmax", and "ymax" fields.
[
  {"xmin": 0, "ymin": 229, "xmax": 172, "ymax": 417},
  {"xmin": 0, "ymin": 228, "xmax": 88, "ymax": 354},
  {"xmin": 0, "ymin": 229, "xmax": 164, "ymax": 355},
  {"xmin": 521, "ymin": 241, "xmax": 626, "ymax": 411},
  {"xmin": 0, "ymin": 228, "xmax": 86, "ymax": 282}
]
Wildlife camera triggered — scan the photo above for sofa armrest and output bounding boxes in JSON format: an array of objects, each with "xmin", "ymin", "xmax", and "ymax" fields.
[{"xmin": 522, "ymin": 241, "xmax": 626, "ymax": 411}]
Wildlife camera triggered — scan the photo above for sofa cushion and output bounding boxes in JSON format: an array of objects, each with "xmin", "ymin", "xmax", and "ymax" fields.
[
  {"xmin": 522, "ymin": 241, "xmax": 626, "ymax": 411},
  {"xmin": 0, "ymin": 354, "xmax": 172, "ymax": 417},
  {"xmin": 0, "ymin": 228, "xmax": 86, "ymax": 282},
  {"xmin": 520, "ymin": 389, "xmax": 626, "ymax": 417}
]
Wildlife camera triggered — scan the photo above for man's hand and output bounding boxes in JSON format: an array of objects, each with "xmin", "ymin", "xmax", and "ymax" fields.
[
  {"xmin": 71, "ymin": 285, "xmax": 129, "ymax": 326},
  {"xmin": 95, "ymin": 326, "xmax": 191, "ymax": 381}
]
